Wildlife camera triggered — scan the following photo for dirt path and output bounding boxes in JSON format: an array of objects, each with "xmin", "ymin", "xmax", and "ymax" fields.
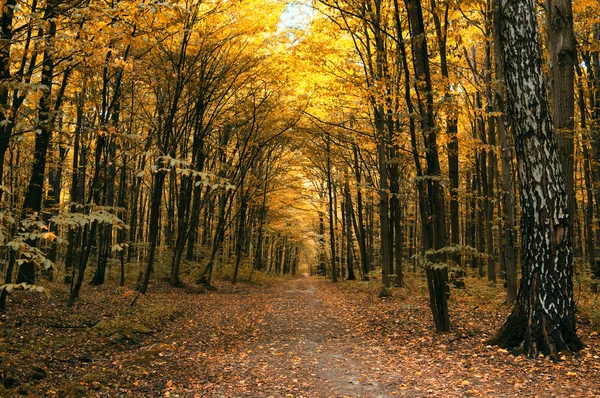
[
  {"xmin": 94, "ymin": 275, "xmax": 600, "ymax": 397},
  {"xmin": 85, "ymin": 276, "xmax": 397, "ymax": 397},
  {"xmin": 194, "ymin": 275, "xmax": 390, "ymax": 397}
]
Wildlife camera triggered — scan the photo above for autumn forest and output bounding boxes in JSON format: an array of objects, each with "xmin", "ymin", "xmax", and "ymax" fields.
[{"xmin": 1, "ymin": 0, "xmax": 600, "ymax": 396}]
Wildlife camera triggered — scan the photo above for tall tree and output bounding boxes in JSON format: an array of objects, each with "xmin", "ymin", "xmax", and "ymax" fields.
[
  {"xmin": 404, "ymin": 0, "xmax": 450, "ymax": 332},
  {"xmin": 490, "ymin": 0, "xmax": 582, "ymax": 357},
  {"xmin": 17, "ymin": 0, "xmax": 61, "ymax": 285},
  {"xmin": 492, "ymin": 1, "xmax": 517, "ymax": 303},
  {"xmin": 546, "ymin": 0, "xmax": 576, "ymax": 242},
  {"xmin": 326, "ymin": 133, "xmax": 339, "ymax": 282}
]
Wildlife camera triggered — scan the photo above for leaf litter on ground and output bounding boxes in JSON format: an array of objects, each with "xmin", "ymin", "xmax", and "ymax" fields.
[{"xmin": 0, "ymin": 273, "xmax": 598, "ymax": 397}]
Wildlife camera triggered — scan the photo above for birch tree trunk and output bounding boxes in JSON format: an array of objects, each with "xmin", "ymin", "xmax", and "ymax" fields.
[{"xmin": 490, "ymin": 0, "xmax": 582, "ymax": 356}]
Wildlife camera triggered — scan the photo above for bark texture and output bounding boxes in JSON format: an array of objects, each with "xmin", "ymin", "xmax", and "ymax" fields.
[
  {"xmin": 546, "ymin": 0, "xmax": 576, "ymax": 241},
  {"xmin": 404, "ymin": 0, "xmax": 449, "ymax": 332},
  {"xmin": 491, "ymin": 0, "xmax": 582, "ymax": 357},
  {"xmin": 493, "ymin": 1, "xmax": 517, "ymax": 303}
]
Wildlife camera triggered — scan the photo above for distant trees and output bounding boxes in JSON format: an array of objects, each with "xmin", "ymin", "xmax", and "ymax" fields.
[{"xmin": 0, "ymin": 0, "xmax": 306, "ymax": 309}]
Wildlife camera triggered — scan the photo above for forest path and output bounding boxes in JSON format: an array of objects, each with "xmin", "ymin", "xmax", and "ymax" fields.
[
  {"xmin": 215, "ymin": 275, "xmax": 388, "ymax": 397},
  {"xmin": 192, "ymin": 275, "xmax": 391, "ymax": 397},
  {"xmin": 105, "ymin": 276, "xmax": 405, "ymax": 397},
  {"xmin": 96, "ymin": 275, "xmax": 600, "ymax": 397}
]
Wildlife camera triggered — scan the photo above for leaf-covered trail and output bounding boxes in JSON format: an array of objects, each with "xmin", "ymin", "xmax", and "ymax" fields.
[
  {"xmin": 104, "ymin": 276, "xmax": 599, "ymax": 397},
  {"xmin": 7, "ymin": 275, "xmax": 599, "ymax": 396},
  {"xmin": 200, "ymin": 275, "xmax": 388, "ymax": 397},
  {"xmin": 128, "ymin": 276, "xmax": 392, "ymax": 397}
]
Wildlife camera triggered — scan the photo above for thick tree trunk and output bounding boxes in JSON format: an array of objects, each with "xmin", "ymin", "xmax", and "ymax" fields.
[
  {"xmin": 490, "ymin": 0, "xmax": 582, "ymax": 356},
  {"xmin": 0, "ymin": 248, "xmax": 16, "ymax": 311}
]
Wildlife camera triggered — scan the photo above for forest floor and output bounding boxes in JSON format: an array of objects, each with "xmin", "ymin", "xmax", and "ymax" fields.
[{"xmin": 1, "ymin": 273, "xmax": 600, "ymax": 397}]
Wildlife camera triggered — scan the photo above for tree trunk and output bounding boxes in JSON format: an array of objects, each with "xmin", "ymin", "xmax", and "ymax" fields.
[
  {"xmin": 198, "ymin": 191, "xmax": 229, "ymax": 286},
  {"xmin": 232, "ymin": 192, "xmax": 248, "ymax": 285},
  {"xmin": 476, "ymin": 148, "xmax": 486, "ymax": 277},
  {"xmin": 17, "ymin": 0, "xmax": 58, "ymax": 284},
  {"xmin": 588, "ymin": 27, "xmax": 600, "ymax": 277},
  {"xmin": 68, "ymin": 222, "xmax": 97, "ymax": 307},
  {"xmin": 0, "ymin": 0, "xmax": 16, "ymax": 203},
  {"xmin": 253, "ymin": 173, "xmax": 269, "ymax": 271},
  {"xmin": 490, "ymin": 0, "xmax": 582, "ymax": 357},
  {"xmin": 344, "ymin": 182, "xmax": 356, "ymax": 280},
  {"xmin": 493, "ymin": 2, "xmax": 517, "ymax": 303},
  {"xmin": 318, "ymin": 211, "xmax": 326, "ymax": 276},
  {"xmin": 431, "ymin": 0, "xmax": 460, "ymax": 272},
  {"xmin": 376, "ymin": 139, "xmax": 391, "ymax": 288},
  {"xmin": 90, "ymin": 140, "xmax": 117, "ymax": 286},
  {"xmin": 484, "ymin": 34, "xmax": 497, "ymax": 284},
  {"xmin": 576, "ymin": 62, "xmax": 596, "ymax": 276},
  {"xmin": 117, "ymin": 152, "xmax": 128, "ymax": 287},
  {"xmin": 326, "ymin": 135, "xmax": 338, "ymax": 282},
  {"xmin": 138, "ymin": 167, "xmax": 167, "ymax": 294},
  {"xmin": 405, "ymin": 0, "xmax": 450, "ymax": 332},
  {"xmin": 546, "ymin": 0, "xmax": 576, "ymax": 252},
  {"xmin": 352, "ymin": 144, "xmax": 369, "ymax": 280}
]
